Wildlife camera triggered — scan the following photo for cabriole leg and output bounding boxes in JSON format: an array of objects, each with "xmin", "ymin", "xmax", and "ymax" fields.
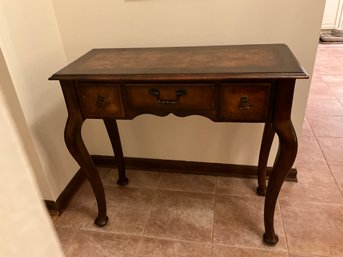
[
  {"xmin": 263, "ymin": 120, "xmax": 297, "ymax": 245},
  {"xmin": 61, "ymin": 82, "xmax": 108, "ymax": 227},
  {"xmin": 64, "ymin": 116, "xmax": 108, "ymax": 226},
  {"xmin": 103, "ymin": 119, "xmax": 128, "ymax": 186},
  {"xmin": 257, "ymin": 122, "xmax": 275, "ymax": 196}
]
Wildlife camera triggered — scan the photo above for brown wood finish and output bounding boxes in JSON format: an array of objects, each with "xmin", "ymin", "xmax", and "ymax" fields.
[
  {"xmin": 264, "ymin": 80, "xmax": 298, "ymax": 244},
  {"xmin": 61, "ymin": 81, "xmax": 108, "ymax": 226},
  {"xmin": 257, "ymin": 122, "xmax": 276, "ymax": 196},
  {"xmin": 103, "ymin": 119, "xmax": 128, "ymax": 185},
  {"xmin": 50, "ymin": 44, "xmax": 308, "ymax": 245},
  {"xmin": 220, "ymin": 83, "xmax": 271, "ymax": 121},
  {"xmin": 76, "ymin": 82, "xmax": 124, "ymax": 118}
]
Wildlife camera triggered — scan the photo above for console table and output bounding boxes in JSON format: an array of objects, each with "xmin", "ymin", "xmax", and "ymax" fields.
[{"xmin": 50, "ymin": 44, "xmax": 308, "ymax": 245}]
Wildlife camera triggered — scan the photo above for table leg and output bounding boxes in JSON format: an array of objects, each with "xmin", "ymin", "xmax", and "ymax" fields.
[
  {"xmin": 263, "ymin": 120, "xmax": 297, "ymax": 244},
  {"xmin": 61, "ymin": 82, "xmax": 108, "ymax": 227},
  {"xmin": 257, "ymin": 122, "xmax": 275, "ymax": 196},
  {"xmin": 64, "ymin": 116, "xmax": 108, "ymax": 227},
  {"xmin": 103, "ymin": 119, "xmax": 128, "ymax": 185},
  {"xmin": 263, "ymin": 81, "xmax": 297, "ymax": 245}
]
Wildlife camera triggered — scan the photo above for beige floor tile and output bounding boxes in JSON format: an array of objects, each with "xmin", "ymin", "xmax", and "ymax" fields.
[
  {"xmin": 309, "ymin": 74, "xmax": 325, "ymax": 84},
  {"xmin": 212, "ymin": 245, "xmax": 289, "ymax": 257},
  {"xmin": 322, "ymin": 74, "xmax": 343, "ymax": 87},
  {"xmin": 280, "ymin": 200, "xmax": 343, "ymax": 256},
  {"xmin": 53, "ymin": 204, "xmax": 96, "ymax": 229},
  {"xmin": 216, "ymin": 177, "xmax": 258, "ymax": 196},
  {"xmin": 313, "ymin": 58, "xmax": 343, "ymax": 75},
  {"xmin": 54, "ymin": 227, "xmax": 77, "ymax": 251},
  {"xmin": 308, "ymin": 83, "xmax": 336, "ymax": 100},
  {"xmin": 289, "ymin": 254, "xmax": 327, "ymax": 257},
  {"xmin": 307, "ymin": 116, "xmax": 343, "ymax": 137},
  {"xmin": 317, "ymin": 137, "xmax": 343, "ymax": 165},
  {"xmin": 64, "ymin": 230, "xmax": 140, "ymax": 257},
  {"xmin": 82, "ymin": 186, "xmax": 157, "ymax": 235},
  {"xmin": 97, "ymin": 167, "xmax": 113, "ymax": 181},
  {"xmin": 158, "ymin": 173, "xmax": 216, "ymax": 193},
  {"xmin": 144, "ymin": 190, "xmax": 214, "ymax": 242},
  {"xmin": 136, "ymin": 237, "xmax": 211, "ymax": 257},
  {"xmin": 305, "ymin": 98, "xmax": 343, "ymax": 117},
  {"xmin": 329, "ymin": 86, "xmax": 343, "ymax": 100},
  {"xmin": 295, "ymin": 164, "xmax": 332, "ymax": 178},
  {"xmin": 309, "ymin": 75, "xmax": 327, "ymax": 87},
  {"xmin": 296, "ymin": 136, "xmax": 326, "ymax": 165},
  {"xmin": 104, "ymin": 169, "xmax": 162, "ymax": 189},
  {"xmin": 280, "ymin": 172, "xmax": 343, "ymax": 204},
  {"xmin": 67, "ymin": 181, "xmax": 97, "ymax": 210},
  {"xmin": 213, "ymin": 194, "xmax": 287, "ymax": 251},
  {"xmin": 328, "ymin": 46, "xmax": 343, "ymax": 56}
]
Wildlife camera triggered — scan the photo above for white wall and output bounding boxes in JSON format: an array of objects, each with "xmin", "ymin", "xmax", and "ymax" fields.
[
  {"xmin": 53, "ymin": 0, "xmax": 325, "ymax": 166},
  {"xmin": 0, "ymin": 0, "xmax": 77, "ymax": 200},
  {"xmin": 322, "ymin": 0, "xmax": 343, "ymax": 29},
  {"xmin": 0, "ymin": 0, "xmax": 326, "ymax": 202},
  {"xmin": 0, "ymin": 49, "xmax": 64, "ymax": 257}
]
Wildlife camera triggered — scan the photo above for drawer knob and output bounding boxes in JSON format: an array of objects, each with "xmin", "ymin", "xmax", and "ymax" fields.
[
  {"xmin": 149, "ymin": 88, "xmax": 187, "ymax": 104},
  {"xmin": 239, "ymin": 95, "xmax": 251, "ymax": 110},
  {"xmin": 95, "ymin": 95, "xmax": 107, "ymax": 108}
]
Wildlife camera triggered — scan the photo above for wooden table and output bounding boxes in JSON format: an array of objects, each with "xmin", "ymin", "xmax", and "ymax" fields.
[{"xmin": 50, "ymin": 44, "xmax": 308, "ymax": 245}]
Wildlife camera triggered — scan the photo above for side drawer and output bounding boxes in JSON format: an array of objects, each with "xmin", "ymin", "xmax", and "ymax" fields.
[
  {"xmin": 76, "ymin": 83, "xmax": 124, "ymax": 118},
  {"xmin": 124, "ymin": 83, "xmax": 215, "ymax": 110},
  {"xmin": 220, "ymin": 83, "xmax": 271, "ymax": 122}
]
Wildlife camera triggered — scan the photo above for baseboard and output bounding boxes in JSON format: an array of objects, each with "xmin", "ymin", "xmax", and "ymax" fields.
[
  {"xmin": 45, "ymin": 169, "xmax": 85, "ymax": 214},
  {"xmin": 46, "ymin": 155, "xmax": 297, "ymax": 213},
  {"xmin": 92, "ymin": 155, "xmax": 297, "ymax": 181}
]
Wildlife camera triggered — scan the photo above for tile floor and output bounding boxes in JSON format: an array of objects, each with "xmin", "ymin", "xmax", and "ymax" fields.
[{"xmin": 52, "ymin": 44, "xmax": 343, "ymax": 257}]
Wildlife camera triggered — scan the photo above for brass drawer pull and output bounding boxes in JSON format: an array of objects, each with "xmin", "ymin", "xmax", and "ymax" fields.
[
  {"xmin": 95, "ymin": 95, "xmax": 107, "ymax": 108},
  {"xmin": 239, "ymin": 95, "xmax": 251, "ymax": 110},
  {"xmin": 149, "ymin": 88, "xmax": 187, "ymax": 104}
]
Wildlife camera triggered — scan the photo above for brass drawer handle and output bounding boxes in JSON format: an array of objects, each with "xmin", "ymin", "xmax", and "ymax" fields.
[
  {"xmin": 149, "ymin": 88, "xmax": 187, "ymax": 104},
  {"xmin": 239, "ymin": 95, "xmax": 251, "ymax": 110}
]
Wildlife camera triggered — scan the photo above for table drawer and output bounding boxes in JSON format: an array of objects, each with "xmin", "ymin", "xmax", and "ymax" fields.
[
  {"xmin": 76, "ymin": 83, "xmax": 124, "ymax": 118},
  {"xmin": 125, "ymin": 83, "xmax": 215, "ymax": 110},
  {"xmin": 220, "ymin": 83, "xmax": 271, "ymax": 121}
]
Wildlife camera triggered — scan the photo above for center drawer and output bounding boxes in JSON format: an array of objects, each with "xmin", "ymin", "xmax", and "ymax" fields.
[{"xmin": 124, "ymin": 83, "xmax": 215, "ymax": 110}]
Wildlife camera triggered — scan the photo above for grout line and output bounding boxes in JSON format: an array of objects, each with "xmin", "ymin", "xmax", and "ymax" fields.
[
  {"xmin": 140, "ymin": 234, "xmax": 212, "ymax": 244},
  {"xmin": 306, "ymin": 57, "xmax": 343, "ymax": 198},
  {"xmin": 211, "ymin": 186, "xmax": 217, "ymax": 244},
  {"xmin": 271, "ymin": 198, "xmax": 343, "ymax": 207},
  {"xmin": 322, "ymin": 76, "xmax": 342, "ymax": 104},
  {"xmin": 304, "ymin": 113, "xmax": 333, "ymax": 169},
  {"xmin": 55, "ymin": 227, "xmax": 79, "ymax": 254},
  {"xmin": 140, "ymin": 191, "xmax": 159, "ymax": 237},
  {"xmin": 303, "ymin": 116, "xmax": 315, "ymax": 137},
  {"xmin": 328, "ymin": 165, "xmax": 343, "ymax": 198},
  {"xmin": 278, "ymin": 201, "xmax": 291, "ymax": 255},
  {"xmin": 314, "ymin": 135, "xmax": 343, "ymax": 139},
  {"xmin": 211, "ymin": 176, "xmax": 219, "ymax": 250},
  {"xmin": 156, "ymin": 187, "xmax": 216, "ymax": 195},
  {"xmin": 211, "ymin": 242, "xmax": 289, "ymax": 253}
]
